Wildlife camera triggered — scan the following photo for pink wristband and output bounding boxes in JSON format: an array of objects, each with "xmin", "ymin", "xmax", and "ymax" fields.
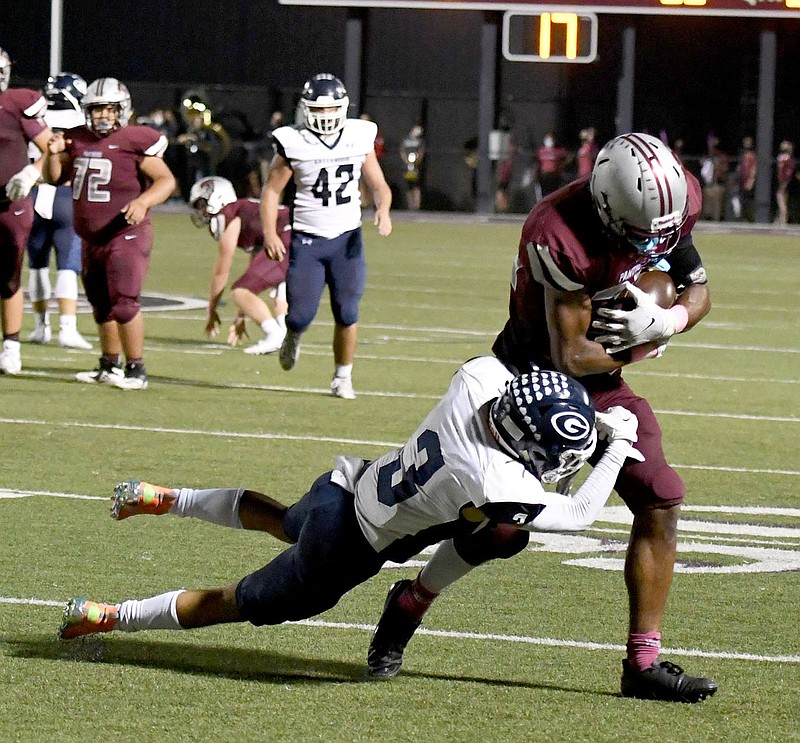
[{"xmin": 669, "ymin": 304, "xmax": 689, "ymax": 333}]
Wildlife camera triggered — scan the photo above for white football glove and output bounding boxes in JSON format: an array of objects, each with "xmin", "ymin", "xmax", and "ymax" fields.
[
  {"xmin": 595, "ymin": 406, "xmax": 645, "ymax": 462},
  {"xmin": 592, "ymin": 283, "xmax": 678, "ymax": 353},
  {"xmin": 5, "ymin": 164, "xmax": 42, "ymax": 202}
]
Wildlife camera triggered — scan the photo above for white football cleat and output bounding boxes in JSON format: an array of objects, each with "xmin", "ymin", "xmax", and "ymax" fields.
[
  {"xmin": 28, "ymin": 324, "xmax": 52, "ymax": 344},
  {"xmin": 244, "ymin": 330, "xmax": 285, "ymax": 355},
  {"xmin": 58, "ymin": 328, "xmax": 93, "ymax": 350},
  {"xmin": 330, "ymin": 375, "xmax": 356, "ymax": 400},
  {"xmin": 75, "ymin": 361, "xmax": 124, "ymax": 385},
  {"xmin": 0, "ymin": 339, "xmax": 22, "ymax": 375}
]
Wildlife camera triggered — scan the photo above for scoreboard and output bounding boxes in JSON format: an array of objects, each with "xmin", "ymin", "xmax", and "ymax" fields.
[{"xmin": 279, "ymin": 0, "xmax": 800, "ymax": 62}]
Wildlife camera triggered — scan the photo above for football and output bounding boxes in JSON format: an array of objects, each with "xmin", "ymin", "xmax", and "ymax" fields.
[{"xmin": 588, "ymin": 270, "xmax": 677, "ymax": 356}]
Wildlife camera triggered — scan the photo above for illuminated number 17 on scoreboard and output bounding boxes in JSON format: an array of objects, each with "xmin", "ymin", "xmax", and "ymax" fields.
[{"xmin": 502, "ymin": 10, "xmax": 598, "ymax": 64}]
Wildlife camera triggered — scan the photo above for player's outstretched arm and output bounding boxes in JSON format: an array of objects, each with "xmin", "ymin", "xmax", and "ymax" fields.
[{"xmin": 527, "ymin": 406, "xmax": 642, "ymax": 531}]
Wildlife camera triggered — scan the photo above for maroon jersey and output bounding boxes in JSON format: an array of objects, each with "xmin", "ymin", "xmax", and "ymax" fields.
[
  {"xmin": 492, "ymin": 171, "xmax": 703, "ymax": 374},
  {"xmin": 61, "ymin": 124, "xmax": 167, "ymax": 241},
  {"xmin": 0, "ymin": 88, "xmax": 47, "ymax": 186},
  {"xmin": 213, "ymin": 199, "xmax": 290, "ymax": 253}
]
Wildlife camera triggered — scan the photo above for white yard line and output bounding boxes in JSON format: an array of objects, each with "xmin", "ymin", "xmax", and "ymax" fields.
[{"xmin": 0, "ymin": 596, "xmax": 796, "ymax": 664}]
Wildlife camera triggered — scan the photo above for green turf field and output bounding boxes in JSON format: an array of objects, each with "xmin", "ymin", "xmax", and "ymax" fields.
[{"xmin": 1, "ymin": 213, "xmax": 798, "ymax": 742}]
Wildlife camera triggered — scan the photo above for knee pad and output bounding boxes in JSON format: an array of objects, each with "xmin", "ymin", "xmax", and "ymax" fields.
[
  {"xmin": 28, "ymin": 268, "xmax": 52, "ymax": 303},
  {"xmin": 54, "ymin": 269, "xmax": 79, "ymax": 301},
  {"xmin": 453, "ymin": 523, "xmax": 530, "ymax": 567},
  {"xmin": 332, "ymin": 303, "xmax": 359, "ymax": 327},
  {"xmin": 110, "ymin": 297, "xmax": 140, "ymax": 325}
]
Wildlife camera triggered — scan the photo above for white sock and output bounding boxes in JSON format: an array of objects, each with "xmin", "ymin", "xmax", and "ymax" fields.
[
  {"xmin": 335, "ymin": 364, "xmax": 353, "ymax": 379},
  {"xmin": 60, "ymin": 314, "xmax": 77, "ymax": 331},
  {"xmin": 275, "ymin": 314, "xmax": 286, "ymax": 330},
  {"xmin": 417, "ymin": 539, "xmax": 476, "ymax": 594},
  {"xmin": 54, "ymin": 269, "xmax": 79, "ymax": 301},
  {"xmin": 170, "ymin": 487, "xmax": 244, "ymax": 529},
  {"xmin": 117, "ymin": 589, "xmax": 185, "ymax": 632},
  {"xmin": 35, "ymin": 312, "xmax": 50, "ymax": 328},
  {"xmin": 260, "ymin": 317, "xmax": 280, "ymax": 336},
  {"xmin": 29, "ymin": 267, "xmax": 51, "ymax": 304}
]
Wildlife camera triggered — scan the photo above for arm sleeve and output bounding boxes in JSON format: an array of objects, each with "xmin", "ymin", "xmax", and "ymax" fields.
[
  {"xmin": 664, "ymin": 236, "xmax": 707, "ymax": 293},
  {"xmin": 524, "ymin": 440, "xmax": 632, "ymax": 531}
]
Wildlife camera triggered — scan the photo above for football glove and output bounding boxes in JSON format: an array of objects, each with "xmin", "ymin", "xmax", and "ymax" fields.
[
  {"xmin": 5, "ymin": 164, "xmax": 42, "ymax": 202},
  {"xmin": 593, "ymin": 283, "xmax": 679, "ymax": 353},
  {"xmin": 595, "ymin": 406, "xmax": 645, "ymax": 462}
]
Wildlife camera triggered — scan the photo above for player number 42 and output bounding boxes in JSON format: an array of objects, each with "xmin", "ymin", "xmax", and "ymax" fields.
[{"xmin": 311, "ymin": 164, "xmax": 354, "ymax": 207}]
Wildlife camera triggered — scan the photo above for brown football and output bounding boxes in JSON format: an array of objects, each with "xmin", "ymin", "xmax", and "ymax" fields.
[{"xmin": 632, "ymin": 269, "xmax": 677, "ymax": 310}]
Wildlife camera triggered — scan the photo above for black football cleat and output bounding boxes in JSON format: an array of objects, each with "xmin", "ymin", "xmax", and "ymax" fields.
[
  {"xmin": 367, "ymin": 580, "xmax": 422, "ymax": 680},
  {"xmin": 621, "ymin": 658, "xmax": 718, "ymax": 703}
]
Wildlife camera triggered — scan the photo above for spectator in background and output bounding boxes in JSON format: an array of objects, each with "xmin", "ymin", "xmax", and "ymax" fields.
[
  {"xmin": 774, "ymin": 139, "xmax": 796, "ymax": 225},
  {"xmin": 253, "ymin": 110, "xmax": 284, "ymax": 196},
  {"xmin": 535, "ymin": 131, "xmax": 569, "ymax": 198},
  {"xmin": 400, "ymin": 124, "xmax": 425, "ymax": 211},
  {"xmin": 700, "ymin": 135, "xmax": 729, "ymax": 221},
  {"xmin": 359, "ymin": 113, "xmax": 385, "ymax": 210},
  {"xmin": 494, "ymin": 134, "xmax": 516, "ymax": 213},
  {"xmin": 0, "ymin": 47, "xmax": 54, "ymax": 375},
  {"xmin": 732, "ymin": 135, "xmax": 757, "ymax": 222},
  {"xmin": 575, "ymin": 127, "xmax": 599, "ymax": 177}
]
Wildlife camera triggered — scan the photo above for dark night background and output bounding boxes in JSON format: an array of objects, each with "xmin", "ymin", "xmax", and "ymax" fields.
[{"xmin": 3, "ymin": 1, "xmax": 799, "ymax": 210}]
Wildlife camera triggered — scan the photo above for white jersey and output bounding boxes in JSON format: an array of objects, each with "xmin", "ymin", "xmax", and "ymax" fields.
[
  {"xmin": 347, "ymin": 356, "xmax": 568, "ymax": 552},
  {"xmin": 29, "ymin": 107, "xmax": 85, "ymax": 219},
  {"xmin": 273, "ymin": 118, "xmax": 377, "ymax": 238}
]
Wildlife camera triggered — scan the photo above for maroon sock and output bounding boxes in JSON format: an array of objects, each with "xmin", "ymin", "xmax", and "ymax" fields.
[
  {"xmin": 626, "ymin": 631, "xmax": 662, "ymax": 672},
  {"xmin": 395, "ymin": 578, "xmax": 439, "ymax": 622}
]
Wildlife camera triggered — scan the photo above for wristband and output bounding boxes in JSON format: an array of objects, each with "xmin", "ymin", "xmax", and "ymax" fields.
[{"xmin": 668, "ymin": 304, "xmax": 689, "ymax": 334}]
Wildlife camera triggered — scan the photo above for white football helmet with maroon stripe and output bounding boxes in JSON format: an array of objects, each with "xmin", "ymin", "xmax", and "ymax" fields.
[
  {"xmin": 590, "ymin": 133, "xmax": 688, "ymax": 260},
  {"xmin": 82, "ymin": 77, "xmax": 132, "ymax": 134},
  {"xmin": 0, "ymin": 47, "xmax": 11, "ymax": 92}
]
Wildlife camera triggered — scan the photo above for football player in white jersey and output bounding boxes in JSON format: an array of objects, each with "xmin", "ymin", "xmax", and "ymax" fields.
[
  {"xmin": 59, "ymin": 355, "xmax": 644, "ymax": 691},
  {"xmin": 26, "ymin": 73, "xmax": 93, "ymax": 350},
  {"xmin": 260, "ymin": 73, "xmax": 392, "ymax": 400}
]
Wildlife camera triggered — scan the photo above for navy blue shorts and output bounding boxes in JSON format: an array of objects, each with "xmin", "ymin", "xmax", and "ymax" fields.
[
  {"xmin": 27, "ymin": 185, "xmax": 82, "ymax": 273},
  {"xmin": 235, "ymin": 472, "xmax": 384, "ymax": 626},
  {"xmin": 285, "ymin": 228, "xmax": 366, "ymax": 331}
]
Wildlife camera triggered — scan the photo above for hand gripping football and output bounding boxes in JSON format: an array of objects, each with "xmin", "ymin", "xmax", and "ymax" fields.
[{"xmin": 588, "ymin": 270, "xmax": 677, "ymax": 358}]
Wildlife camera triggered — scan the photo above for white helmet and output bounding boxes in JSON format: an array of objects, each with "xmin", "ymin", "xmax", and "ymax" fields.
[
  {"xmin": 189, "ymin": 176, "xmax": 237, "ymax": 227},
  {"xmin": 300, "ymin": 73, "xmax": 349, "ymax": 135},
  {"xmin": 590, "ymin": 133, "xmax": 688, "ymax": 259},
  {"xmin": 0, "ymin": 47, "xmax": 11, "ymax": 92},
  {"xmin": 82, "ymin": 77, "xmax": 132, "ymax": 134}
]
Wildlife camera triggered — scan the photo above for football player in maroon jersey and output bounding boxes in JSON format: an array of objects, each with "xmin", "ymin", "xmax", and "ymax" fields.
[
  {"xmin": 40, "ymin": 77, "xmax": 176, "ymax": 390},
  {"xmin": 189, "ymin": 176, "xmax": 290, "ymax": 355},
  {"xmin": 367, "ymin": 133, "xmax": 718, "ymax": 703},
  {"xmin": 0, "ymin": 47, "xmax": 55, "ymax": 374}
]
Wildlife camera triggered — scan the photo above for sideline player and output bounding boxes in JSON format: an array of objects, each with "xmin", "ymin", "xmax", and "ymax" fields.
[
  {"xmin": 0, "ymin": 47, "xmax": 53, "ymax": 374},
  {"xmin": 60, "ymin": 356, "xmax": 643, "ymax": 689},
  {"xmin": 367, "ymin": 133, "xmax": 718, "ymax": 703},
  {"xmin": 26, "ymin": 72, "xmax": 93, "ymax": 350},
  {"xmin": 189, "ymin": 175, "xmax": 290, "ymax": 355},
  {"xmin": 260, "ymin": 73, "xmax": 392, "ymax": 399},
  {"xmin": 40, "ymin": 77, "xmax": 176, "ymax": 390}
]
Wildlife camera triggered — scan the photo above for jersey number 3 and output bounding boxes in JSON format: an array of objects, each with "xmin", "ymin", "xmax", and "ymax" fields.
[
  {"xmin": 377, "ymin": 429, "xmax": 445, "ymax": 507},
  {"xmin": 311, "ymin": 164, "xmax": 354, "ymax": 207}
]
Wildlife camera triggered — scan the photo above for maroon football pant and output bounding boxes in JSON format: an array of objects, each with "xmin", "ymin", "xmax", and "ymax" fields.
[
  {"xmin": 0, "ymin": 198, "xmax": 33, "ymax": 298},
  {"xmin": 231, "ymin": 248, "xmax": 288, "ymax": 294},
  {"xmin": 81, "ymin": 224, "xmax": 153, "ymax": 325},
  {"xmin": 587, "ymin": 374, "xmax": 685, "ymax": 513}
]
